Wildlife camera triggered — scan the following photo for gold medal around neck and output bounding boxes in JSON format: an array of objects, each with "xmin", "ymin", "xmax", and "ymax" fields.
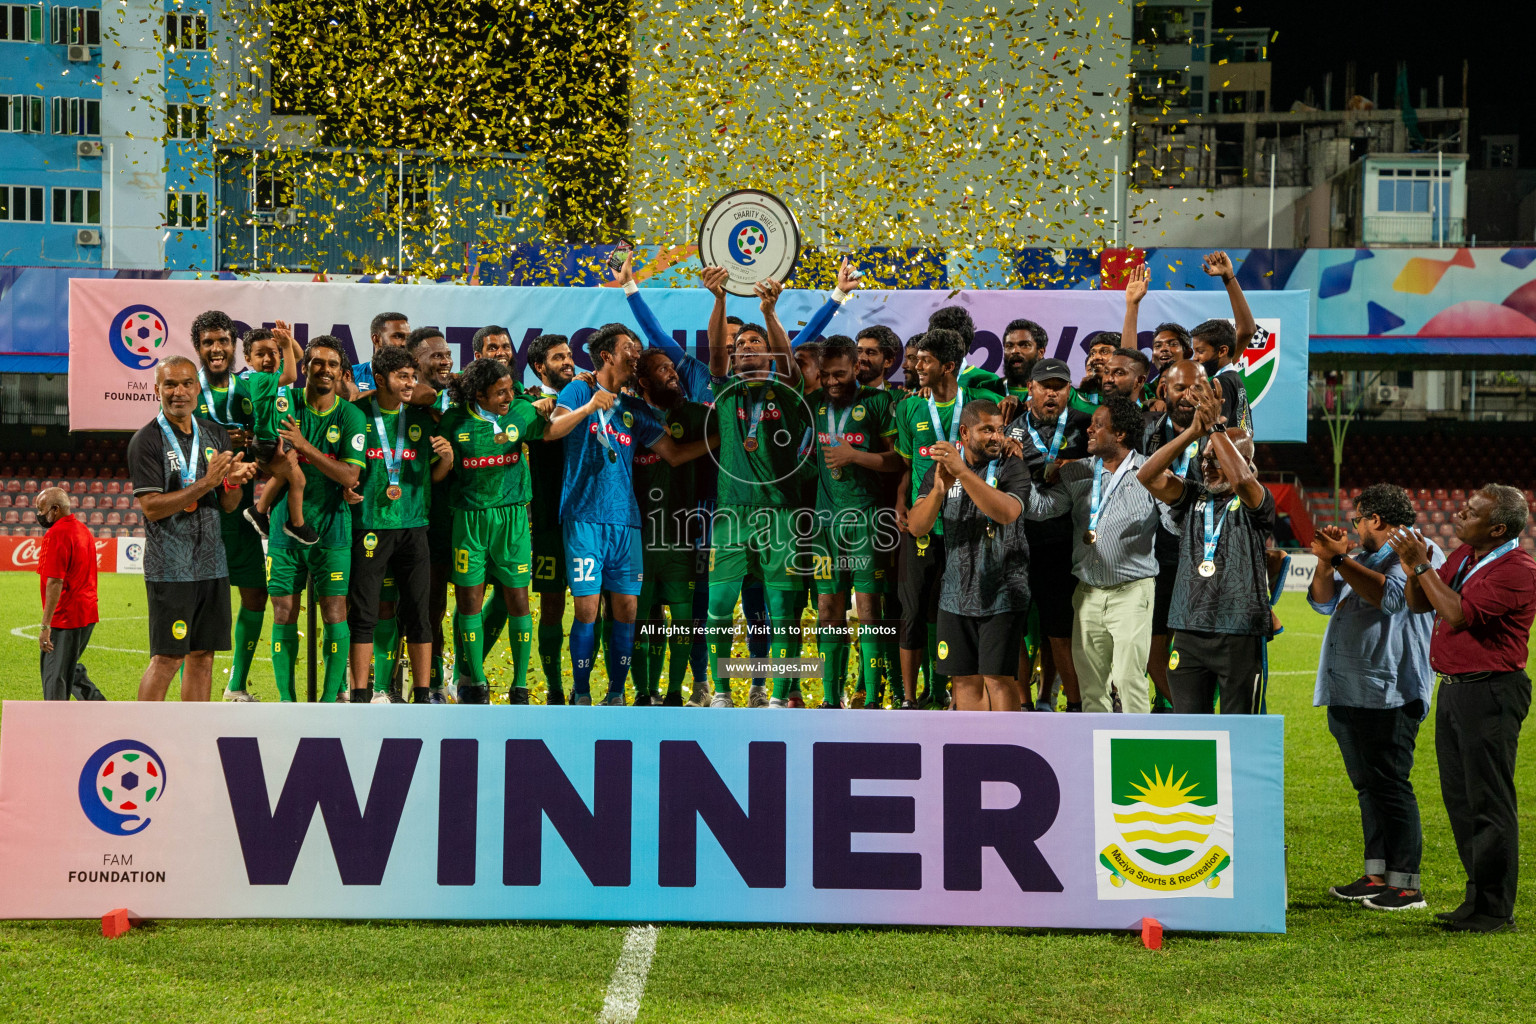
[
  {"xmin": 1198, "ymin": 559, "xmax": 1216, "ymax": 577},
  {"xmin": 830, "ymin": 467, "xmax": 843, "ymax": 480},
  {"xmin": 743, "ymin": 437, "xmax": 759, "ymax": 453},
  {"xmin": 493, "ymin": 431, "xmax": 509, "ymax": 445},
  {"xmin": 386, "ymin": 484, "xmax": 402, "ymax": 500},
  {"xmin": 915, "ymin": 533, "xmax": 931, "ymax": 552},
  {"xmin": 1083, "ymin": 529, "xmax": 1097, "ymax": 545}
]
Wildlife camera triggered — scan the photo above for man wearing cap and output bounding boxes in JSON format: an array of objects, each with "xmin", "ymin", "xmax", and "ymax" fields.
[{"xmin": 1005, "ymin": 357, "xmax": 1091, "ymax": 710}]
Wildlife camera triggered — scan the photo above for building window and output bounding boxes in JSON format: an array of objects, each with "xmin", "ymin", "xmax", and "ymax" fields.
[
  {"xmin": 49, "ymin": 6, "xmax": 98, "ymax": 45},
  {"xmin": 0, "ymin": 4, "xmax": 43, "ymax": 42},
  {"xmin": 166, "ymin": 190, "xmax": 208, "ymax": 229},
  {"xmin": 1376, "ymin": 168, "xmax": 1452, "ymax": 214},
  {"xmin": 50, "ymin": 96, "xmax": 99, "ymax": 136},
  {"xmin": 0, "ymin": 184, "xmax": 45, "ymax": 222},
  {"xmin": 166, "ymin": 102, "xmax": 207, "ymax": 140},
  {"xmin": 491, "ymin": 199, "xmax": 518, "ymax": 219},
  {"xmin": 164, "ymin": 11, "xmax": 207, "ymax": 51},
  {"xmin": 52, "ymin": 186, "xmax": 100, "ymax": 224},
  {"xmin": 385, "ymin": 168, "xmax": 431, "ymax": 212},
  {"xmin": 254, "ymin": 168, "xmax": 295, "ymax": 211},
  {"xmin": 2, "ymin": 94, "xmax": 45, "ymax": 133}
]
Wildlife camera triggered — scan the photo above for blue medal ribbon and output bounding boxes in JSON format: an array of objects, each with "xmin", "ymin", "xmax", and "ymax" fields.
[
  {"xmin": 1087, "ymin": 455, "xmax": 1135, "ymax": 535},
  {"xmin": 197, "ymin": 368, "xmax": 238, "ymax": 427},
  {"xmin": 927, "ymin": 394, "xmax": 962, "ymax": 445},
  {"xmin": 1025, "ymin": 407, "xmax": 1069, "ymax": 461},
  {"xmin": 156, "ymin": 411, "xmax": 200, "ymax": 491},
  {"xmin": 1202, "ymin": 495, "xmax": 1235, "ymax": 566},
  {"xmin": 1172, "ymin": 433, "xmax": 1199, "ymax": 478},
  {"xmin": 744, "ymin": 385, "xmax": 768, "ymax": 449},
  {"xmin": 592, "ymin": 384, "xmax": 619, "ymax": 460},
  {"xmin": 1450, "ymin": 539, "xmax": 1519, "ymax": 592},
  {"xmin": 372, "ymin": 398, "xmax": 408, "ymax": 492},
  {"xmin": 474, "ymin": 404, "xmax": 506, "ymax": 441}
]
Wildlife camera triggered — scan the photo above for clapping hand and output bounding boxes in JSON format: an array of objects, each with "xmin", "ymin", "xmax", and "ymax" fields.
[
  {"xmin": 1310, "ymin": 524, "xmax": 1351, "ymax": 561},
  {"xmin": 1386, "ymin": 526, "xmax": 1431, "ymax": 570}
]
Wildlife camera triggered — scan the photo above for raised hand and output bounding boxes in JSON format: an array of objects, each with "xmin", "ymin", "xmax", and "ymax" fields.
[
  {"xmin": 1386, "ymin": 526, "xmax": 1430, "ymax": 570},
  {"xmin": 755, "ymin": 278, "xmax": 782, "ymax": 313},
  {"xmin": 1310, "ymin": 524, "xmax": 1350, "ymax": 560},
  {"xmin": 1125, "ymin": 263, "xmax": 1149, "ymax": 306},
  {"xmin": 1202, "ymin": 251, "xmax": 1235, "ymax": 282},
  {"xmin": 701, "ymin": 265, "xmax": 728, "ymax": 298},
  {"xmin": 835, "ymin": 257, "xmax": 862, "ymax": 295},
  {"xmin": 611, "ymin": 250, "xmax": 636, "ymax": 288}
]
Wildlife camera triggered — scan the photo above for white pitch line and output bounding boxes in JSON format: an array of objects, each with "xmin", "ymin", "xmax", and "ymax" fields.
[
  {"xmin": 598, "ymin": 925, "xmax": 658, "ymax": 1024},
  {"xmin": 10, "ymin": 619, "xmax": 274, "ymax": 663}
]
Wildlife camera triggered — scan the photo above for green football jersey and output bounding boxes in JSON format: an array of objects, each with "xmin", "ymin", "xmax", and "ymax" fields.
[
  {"xmin": 707, "ymin": 374, "xmax": 809, "ymax": 509},
  {"xmin": 440, "ymin": 401, "xmax": 547, "ymax": 512},
  {"xmin": 807, "ymin": 386, "xmax": 897, "ymax": 512},
  {"xmin": 245, "ymin": 369, "xmax": 286, "ymax": 441},
  {"xmin": 269, "ymin": 388, "xmax": 368, "ymax": 550},
  {"xmin": 894, "ymin": 384, "xmax": 994, "ymax": 535},
  {"xmin": 634, "ymin": 401, "xmax": 709, "ymax": 549},
  {"xmin": 957, "ymin": 364, "xmax": 1000, "ymax": 388},
  {"xmin": 353, "ymin": 398, "xmax": 438, "ymax": 530},
  {"xmin": 195, "ymin": 372, "xmax": 255, "ymax": 517},
  {"xmin": 1069, "ymin": 386, "xmax": 1099, "ymax": 415}
]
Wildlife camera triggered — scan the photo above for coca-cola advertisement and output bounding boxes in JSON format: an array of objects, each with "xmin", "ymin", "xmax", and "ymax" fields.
[{"xmin": 0, "ymin": 535, "xmax": 139, "ymax": 573}]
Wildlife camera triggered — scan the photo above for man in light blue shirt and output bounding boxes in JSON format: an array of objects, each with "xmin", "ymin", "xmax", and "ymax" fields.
[{"xmin": 1310, "ymin": 483, "xmax": 1443, "ymax": 913}]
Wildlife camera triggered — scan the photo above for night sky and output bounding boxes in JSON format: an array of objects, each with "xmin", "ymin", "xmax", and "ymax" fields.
[{"xmin": 1215, "ymin": 1, "xmax": 1529, "ymax": 166}]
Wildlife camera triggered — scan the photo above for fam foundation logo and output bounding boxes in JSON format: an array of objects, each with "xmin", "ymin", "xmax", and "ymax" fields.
[
  {"xmin": 1093, "ymin": 731, "xmax": 1233, "ymax": 900},
  {"xmin": 111, "ymin": 304, "xmax": 170, "ymax": 371},
  {"xmin": 77, "ymin": 740, "xmax": 167, "ymax": 836}
]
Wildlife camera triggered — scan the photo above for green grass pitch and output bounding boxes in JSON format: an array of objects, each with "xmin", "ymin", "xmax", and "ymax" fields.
[{"xmin": 0, "ymin": 573, "xmax": 1533, "ymax": 1023}]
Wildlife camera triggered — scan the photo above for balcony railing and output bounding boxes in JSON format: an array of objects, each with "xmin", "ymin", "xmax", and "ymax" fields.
[{"xmin": 1360, "ymin": 214, "xmax": 1465, "ymax": 246}]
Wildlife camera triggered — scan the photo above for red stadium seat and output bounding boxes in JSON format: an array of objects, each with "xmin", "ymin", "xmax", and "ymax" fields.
[
  {"xmin": 0, "ymin": 495, "xmax": 9, "ymax": 508},
  {"xmin": 1430, "ymin": 511, "xmax": 1446, "ymax": 525},
  {"xmin": 1433, "ymin": 488, "xmax": 1449, "ymax": 501},
  {"xmin": 69, "ymin": 480, "xmax": 88, "ymax": 494},
  {"xmin": 124, "ymin": 511, "xmax": 141, "ymax": 527},
  {"xmin": 105, "ymin": 511, "xmax": 122, "ymax": 526},
  {"xmin": 105, "ymin": 480, "xmax": 122, "ymax": 495},
  {"xmin": 113, "ymin": 495, "xmax": 129, "ymax": 509},
  {"xmin": 1450, "ymin": 488, "xmax": 1466, "ymax": 502},
  {"xmin": 79, "ymin": 495, "xmax": 96, "ymax": 510},
  {"xmin": 22, "ymin": 479, "xmax": 37, "ymax": 492},
  {"xmin": 13, "ymin": 493, "xmax": 30, "ymax": 508},
  {"xmin": 86, "ymin": 511, "xmax": 104, "ymax": 526},
  {"xmin": 1, "ymin": 510, "xmax": 17, "ymax": 524},
  {"xmin": 3, "ymin": 480, "xmax": 18, "ymax": 493},
  {"xmin": 89, "ymin": 479, "xmax": 105, "ymax": 494}
]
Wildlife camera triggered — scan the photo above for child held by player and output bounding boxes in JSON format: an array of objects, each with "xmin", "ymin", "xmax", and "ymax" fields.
[{"xmin": 240, "ymin": 321, "xmax": 319, "ymax": 546}]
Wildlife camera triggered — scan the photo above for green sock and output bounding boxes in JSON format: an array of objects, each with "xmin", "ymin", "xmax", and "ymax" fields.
[
  {"xmin": 821, "ymin": 638, "xmax": 849, "ymax": 707},
  {"xmin": 372, "ymin": 617, "xmax": 399, "ymax": 693},
  {"xmin": 631, "ymin": 641, "xmax": 651, "ymax": 701},
  {"xmin": 430, "ymin": 646, "xmax": 444, "ymax": 689},
  {"xmin": 509, "ymin": 613, "xmax": 533, "ymax": 692},
  {"xmin": 481, "ymin": 588, "xmax": 508, "ymax": 664},
  {"xmin": 458, "ymin": 612, "xmax": 486, "ymax": 684},
  {"xmin": 646, "ymin": 638, "xmax": 666, "ymax": 697},
  {"xmin": 766, "ymin": 589, "xmax": 796, "ymax": 700},
  {"xmin": 666, "ymin": 602, "xmax": 691, "ymax": 699},
  {"xmin": 322, "ymin": 621, "xmax": 350, "ymax": 703},
  {"xmin": 707, "ymin": 583, "xmax": 740, "ymax": 693},
  {"xmin": 858, "ymin": 634, "xmax": 883, "ymax": 705},
  {"xmin": 229, "ymin": 607, "xmax": 264, "ymax": 692},
  {"xmin": 271, "ymin": 622, "xmax": 299, "ymax": 702},
  {"xmin": 537, "ymin": 621, "xmax": 564, "ymax": 695}
]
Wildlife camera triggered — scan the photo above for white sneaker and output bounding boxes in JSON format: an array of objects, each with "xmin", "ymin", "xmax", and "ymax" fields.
[
  {"xmin": 334, "ymin": 689, "xmax": 350, "ymax": 703},
  {"xmin": 371, "ymin": 691, "xmax": 391, "ymax": 705},
  {"xmin": 748, "ymin": 685, "xmax": 770, "ymax": 708},
  {"xmin": 769, "ymin": 697, "xmax": 789, "ymax": 708},
  {"xmin": 710, "ymin": 693, "xmax": 733, "ymax": 708},
  {"xmin": 686, "ymin": 688, "xmax": 711, "ymax": 707},
  {"xmin": 223, "ymin": 688, "xmax": 260, "ymax": 702}
]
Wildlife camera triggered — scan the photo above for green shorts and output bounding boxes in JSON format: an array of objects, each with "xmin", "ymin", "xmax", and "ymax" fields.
[
  {"xmin": 221, "ymin": 514, "xmax": 267, "ymax": 591},
  {"xmin": 809, "ymin": 508, "xmax": 893, "ymax": 595},
  {"xmin": 709, "ymin": 504, "xmax": 806, "ymax": 591},
  {"xmin": 266, "ymin": 545, "xmax": 350, "ymax": 597},
  {"xmin": 643, "ymin": 546, "xmax": 698, "ymax": 605},
  {"xmin": 452, "ymin": 504, "xmax": 532, "ymax": 589},
  {"xmin": 531, "ymin": 524, "xmax": 567, "ymax": 594}
]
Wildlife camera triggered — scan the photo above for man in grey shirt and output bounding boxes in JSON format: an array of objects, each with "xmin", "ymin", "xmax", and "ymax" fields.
[
  {"xmin": 1311, "ymin": 483, "xmax": 1442, "ymax": 913},
  {"xmin": 910, "ymin": 399, "xmax": 1032, "ymax": 712},
  {"xmin": 1025, "ymin": 395, "xmax": 1161, "ymax": 713}
]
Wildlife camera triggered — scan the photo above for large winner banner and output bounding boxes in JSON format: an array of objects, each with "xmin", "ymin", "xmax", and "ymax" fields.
[
  {"xmin": 68, "ymin": 279, "xmax": 1309, "ymax": 440},
  {"xmin": 0, "ymin": 704, "xmax": 1285, "ymax": 932}
]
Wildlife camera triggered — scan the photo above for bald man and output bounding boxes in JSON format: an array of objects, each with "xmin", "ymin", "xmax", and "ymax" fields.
[
  {"xmin": 35, "ymin": 487, "xmax": 106, "ymax": 701},
  {"xmin": 128, "ymin": 355, "xmax": 257, "ymax": 701}
]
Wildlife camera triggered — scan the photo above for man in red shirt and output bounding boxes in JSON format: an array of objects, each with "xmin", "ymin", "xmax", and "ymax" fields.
[
  {"xmin": 1392, "ymin": 484, "xmax": 1536, "ymax": 933},
  {"xmin": 36, "ymin": 487, "xmax": 106, "ymax": 701}
]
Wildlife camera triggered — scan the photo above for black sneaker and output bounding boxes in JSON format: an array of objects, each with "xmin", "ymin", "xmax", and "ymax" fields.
[
  {"xmin": 243, "ymin": 506, "xmax": 271, "ymax": 539},
  {"xmin": 386, "ymin": 691, "xmax": 407, "ymax": 704},
  {"xmin": 1436, "ymin": 902, "xmax": 1476, "ymax": 924},
  {"xmin": 508, "ymin": 687, "xmax": 530, "ymax": 705},
  {"xmin": 1329, "ymin": 876, "xmax": 1386, "ymax": 902},
  {"xmin": 283, "ymin": 520, "xmax": 321, "ymax": 546},
  {"xmin": 662, "ymin": 692, "xmax": 684, "ymax": 706},
  {"xmin": 546, "ymin": 689, "xmax": 566, "ymax": 706},
  {"xmin": 457, "ymin": 684, "xmax": 489, "ymax": 705},
  {"xmin": 900, "ymin": 699, "xmax": 919, "ymax": 710},
  {"xmin": 426, "ymin": 688, "xmax": 447, "ymax": 705},
  {"xmin": 1442, "ymin": 914, "xmax": 1516, "ymax": 934},
  {"xmin": 1064, "ymin": 702, "xmax": 1084, "ymax": 713},
  {"xmin": 1364, "ymin": 887, "xmax": 1427, "ymax": 911},
  {"xmin": 349, "ymin": 688, "xmax": 371, "ymax": 705},
  {"xmin": 815, "ymin": 701, "xmax": 840, "ymax": 709}
]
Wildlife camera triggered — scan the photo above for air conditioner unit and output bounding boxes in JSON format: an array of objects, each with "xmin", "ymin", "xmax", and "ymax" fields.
[
  {"xmin": 274, "ymin": 208, "xmax": 299, "ymax": 227},
  {"xmin": 76, "ymin": 139, "xmax": 103, "ymax": 158},
  {"xmin": 66, "ymin": 44, "xmax": 91, "ymax": 63},
  {"xmin": 1375, "ymin": 384, "xmax": 1400, "ymax": 403},
  {"xmin": 76, "ymin": 228, "xmax": 102, "ymax": 246}
]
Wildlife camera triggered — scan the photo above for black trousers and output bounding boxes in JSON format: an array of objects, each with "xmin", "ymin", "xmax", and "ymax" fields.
[
  {"xmin": 1168, "ymin": 629, "xmax": 1266, "ymax": 714},
  {"xmin": 1437, "ymin": 671, "xmax": 1531, "ymax": 920},
  {"xmin": 1328, "ymin": 702, "xmax": 1424, "ymax": 889},
  {"xmin": 39, "ymin": 623, "xmax": 106, "ymax": 701}
]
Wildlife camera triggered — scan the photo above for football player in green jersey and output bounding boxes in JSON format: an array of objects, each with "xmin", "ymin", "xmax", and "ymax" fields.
[
  {"xmin": 345, "ymin": 345, "xmax": 454, "ymax": 704},
  {"xmin": 266, "ymin": 336, "xmax": 368, "ymax": 702},
  {"xmin": 440, "ymin": 358, "xmax": 554, "ymax": 703},
  {"xmin": 525, "ymin": 333, "xmax": 579, "ymax": 701},
  {"xmin": 701, "ymin": 268, "xmax": 811, "ymax": 708},
  {"xmin": 188, "ymin": 311, "xmax": 293, "ymax": 703},
  {"xmin": 408, "ymin": 327, "xmax": 459, "ymax": 700},
  {"xmin": 806, "ymin": 336, "xmax": 904, "ymax": 707},
  {"xmin": 892, "ymin": 328, "xmax": 997, "ymax": 710},
  {"xmin": 928, "ymin": 305, "xmax": 1006, "ymax": 397},
  {"xmin": 1001, "ymin": 318, "xmax": 1047, "ymax": 409},
  {"xmin": 631, "ymin": 347, "xmax": 713, "ymax": 705},
  {"xmin": 854, "ymin": 325, "xmax": 902, "ymax": 393}
]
